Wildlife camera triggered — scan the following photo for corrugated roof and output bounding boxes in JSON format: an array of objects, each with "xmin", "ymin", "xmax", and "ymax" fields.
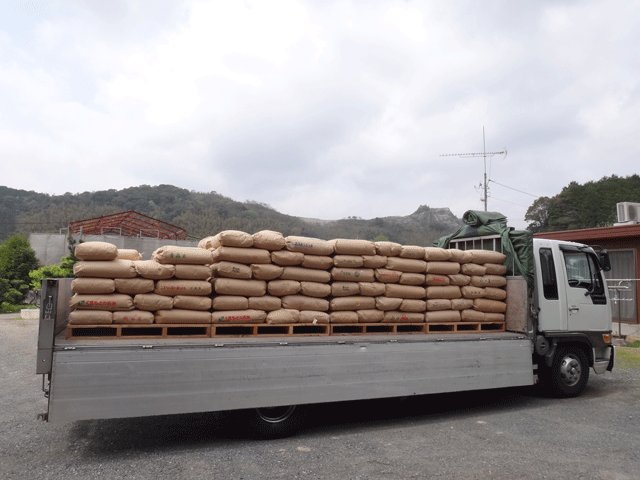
[
  {"xmin": 534, "ymin": 223, "xmax": 640, "ymax": 242},
  {"xmin": 69, "ymin": 211, "xmax": 187, "ymax": 240}
]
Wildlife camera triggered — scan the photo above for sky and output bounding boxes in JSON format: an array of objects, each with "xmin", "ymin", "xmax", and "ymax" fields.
[{"xmin": 1, "ymin": 0, "xmax": 638, "ymax": 230}]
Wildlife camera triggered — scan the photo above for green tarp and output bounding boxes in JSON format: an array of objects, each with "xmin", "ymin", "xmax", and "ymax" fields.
[{"xmin": 434, "ymin": 210, "xmax": 534, "ymax": 288}]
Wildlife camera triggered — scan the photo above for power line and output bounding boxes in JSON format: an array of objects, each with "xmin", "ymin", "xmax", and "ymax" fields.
[
  {"xmin": 488, "ymin": 180, "xmax": 539, "ymax": 198},
  {"xmin": 489, "ymin": 196, "xmax": 531, "ymax": 208}
]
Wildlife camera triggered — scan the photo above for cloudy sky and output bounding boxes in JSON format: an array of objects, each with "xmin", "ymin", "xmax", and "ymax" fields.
[{"xmin": 1, "ymin": 0, "xmax": 638, "ymax": 229}]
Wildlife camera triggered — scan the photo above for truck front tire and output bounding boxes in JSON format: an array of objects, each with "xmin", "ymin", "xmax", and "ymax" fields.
[{"xmin": 547, "ymin": 346, "xmax": 589, "ymax": 398}]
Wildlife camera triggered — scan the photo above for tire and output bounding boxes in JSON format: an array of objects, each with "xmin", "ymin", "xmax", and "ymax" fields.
[
  {"xmin": 246, "ymin": 405, "xmax": 306, "ymax": 439},
  {"xmin": 547, "ymin": 347, "xmax": 590, "ymax": 398}
]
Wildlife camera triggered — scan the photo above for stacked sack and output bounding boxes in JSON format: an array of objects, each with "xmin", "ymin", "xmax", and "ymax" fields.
[{"xmin": 69, "ymin": 242, "xmax": 214, "ymax": 325}]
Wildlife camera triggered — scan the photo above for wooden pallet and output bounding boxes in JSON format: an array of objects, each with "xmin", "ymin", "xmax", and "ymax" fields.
[
  {"xmin": 425, "ymin": 321, "xmax": 506, "ymax": 333},
  {"xmin": 66, "ymin": 324, "xmax": 211, "ymax": 340},
  {"xmin": 330, "ymin": 323, "xmax": 426, "ymax": 335},
  {"xmin": 211, "ymin": 323, "xmax": 329, "ymax": 337}
]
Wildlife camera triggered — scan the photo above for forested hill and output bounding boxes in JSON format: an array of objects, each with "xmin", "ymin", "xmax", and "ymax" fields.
[
  {"xmin": 525, "ymin": 174, "xmax": 640, "ymax": 232},
  {"xmin": 0, "ymin": 185, "xmax": 463, "ymax": 246}
]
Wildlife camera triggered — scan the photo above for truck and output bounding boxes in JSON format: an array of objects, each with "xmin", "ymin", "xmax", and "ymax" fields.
[{"xmin": 35, "ymin": 227, "xmax": 615, "ymax": 438}]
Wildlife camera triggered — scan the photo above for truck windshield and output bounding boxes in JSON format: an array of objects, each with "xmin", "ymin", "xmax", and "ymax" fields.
[{"xmin": 563, "ymin": 251, "xmax": 605, "ymax": 296}]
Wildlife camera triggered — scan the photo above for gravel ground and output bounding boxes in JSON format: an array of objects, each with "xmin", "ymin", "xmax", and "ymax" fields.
[{"xmin": 2, "ymin": 316, "xmax": 639, "ymax": 480}]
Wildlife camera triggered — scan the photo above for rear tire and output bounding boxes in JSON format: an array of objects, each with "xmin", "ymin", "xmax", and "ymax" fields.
[
  {"xmin": 246, "ymin": 405, "xmax": 306, "ymax": 439},
  {"xmin": 547, "ymin": 347, "xmax": 589, "ymax": 398}
]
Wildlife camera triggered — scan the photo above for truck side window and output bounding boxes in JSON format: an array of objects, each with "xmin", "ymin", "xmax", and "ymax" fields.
[
  {"xmin": 539, "ymin": 248, "xmax": 558, "ymax": 300},
  {"xmin": 563, "ymin": 251, "xmax": 605, "ymax": 296}
]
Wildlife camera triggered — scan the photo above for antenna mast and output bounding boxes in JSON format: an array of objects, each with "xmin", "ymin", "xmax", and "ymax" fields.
[{"xmin": 440, "ymin": 127, "xmax": 506, "ymax": 212}]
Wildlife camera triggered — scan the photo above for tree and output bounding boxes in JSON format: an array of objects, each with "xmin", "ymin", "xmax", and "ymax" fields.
[
  {"xmin": 0, "ymin": 234, "xmax": 39, "ymax": 304},
  {"xmin": 525, "ymin": 196, "xmax": 552, "ymax": 232}
]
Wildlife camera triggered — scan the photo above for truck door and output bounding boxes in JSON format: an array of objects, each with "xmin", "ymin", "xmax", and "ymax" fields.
[{"xmin": 561, "ymin": 248, "xmax": 609, "ymax": 332}]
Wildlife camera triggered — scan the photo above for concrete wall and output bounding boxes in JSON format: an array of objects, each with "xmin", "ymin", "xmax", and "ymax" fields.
[{"xmin": 29, "ymin": 233, "xmax": 198, "ymax": 265}]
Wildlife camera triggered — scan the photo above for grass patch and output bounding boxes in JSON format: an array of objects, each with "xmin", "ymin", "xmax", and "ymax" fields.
[
  {"xmin": 627, "ymin": 340, "xmax": 640, "ymax": 348},
  {"xmin": 616, "ymin": 347, "xmax": 640, "ymax": 370}
]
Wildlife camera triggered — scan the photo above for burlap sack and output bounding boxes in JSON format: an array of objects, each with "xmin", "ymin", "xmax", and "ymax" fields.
[
  {"xmin": 484, "ymin": 313, "xmax": 506, "ymax": 322},
  {"xmin": 362, "ymin": 255, "xmax": 387, "ymax": 268},
  {"xmin": 199, "ymin": 230, "xmax": 253, "ymax": 249},
  {"xmin": 332, "ymin": 282, "xmax": 360, "ymax": 297},
  {"xmin": 152, "ymin": 246, "xmax": 213, "ymax": 265},
  {"xmin": 448, "ymin": 274, "xmax": 471, "ymax": 286},
  {"xmin": 333, "ymin": 255, "xmax": 364, "ymax": 268},
  {"xmin": 461, "ymin": 286, "xmax": 486, "ymax": 299},
  {"xmin": 114, "ymin": 278, "xmax": 155, "ymax": 295},
  {"xmin": 331, "ymin": 267, "xmax": 375, "ymax": 283},
  {"xmin": 74, "ymin": 260, "xmax": 137, "ymax": 279},
  {"xmin": 468, "ymin": 249, "xmax": 507, "ymax": 264},
  {"xmin": 383, "ymin": 311, "xmax": 424, "ymax": 323},
  {"xmin": 281, "ymin": 295, "xmax": 329, "ymax": 311},
  {"xmin": 300, "ymin": 310, "xmax": 330, "ymax": 324},
  {"xmin": 250, "ymin": 264, "xmax": 284, "ymax": 280},
  {"xmin": 330, "ymin": 311, "xmax": 359, "ymax": 324},
  {"xmin": 461, "ymin": 263, "xmax": 487, "ymax": 276},
  {"xmin": 425, "ymin": 262, "xmax": 460, "ymax": 275},
  {"xmin": 113, "ymin": 310, "xmax": 154, "ymax": 324},
  {"xmin": 451, "ymin": 298, "xmax": 474, "ymax": 310},
  {"xmin": 268, "ymin": 280, "xmax": 301, "ymax": 296},
  {"xmin": 399, "ymin": 273, "xmax": 426, "ymax": 286},
  {"xmin": 423, "ymin": 247, "xmax": 451, "ymax": 262},
  {"xmin": 473, "ymin": 298, "xmax": 507, "ymax": 313},
  {"xmin": 155, "ymin": 309, "xmax": 212, "ymax": 324},
  {"xmin": 248, "ymin": 296, "xmax": 281, "ymax": 311},
  {"xmin": 134, "ymin": 260, "xmax": 175, "ymax": 280},
  {"xmin": 252, "ymin": 230, "xmax": 285, "ymax": 251},
  {"xmin": 400, "ymin": 245, "xmax": 426, "ymax": 259},
  {"xmin": 471, "ymin": 275, "xmax": 507, "ymax": 288},
  {"xmin": 385, "ymin": 284, "xmax": 426, "ymax": 299},
  {"xmin": 74, "ymin": 241, "xmax": 118, "ymax": 261},
  {"xmin": 266, "ymin": 309, "xmax": 300, "ymax": 324},
  {"xmin": 358, "ymin": 282, "xmax": 386, "ymax": 296},
  {"xmin": 211, "ymin": 309, "xmax": 266, "ymax": 324},
  {"xmin": 70, "ymin": 293, "xmax": 134, "ymax": 311},
  {"xmin": 332, "ymin": 238, "xmax": 376, "ymax": 255},
  {"xmin": 426, "ymin": 299, "xmax": 452, "ymax": 311},
  {"xmin": 484, "ymin": 287, "xmax": 507, "ymax": 301},
  {"xmin": 68, "ymin": 310, "xmax": 113, "ymax": 325},
  {"xmin": 448, "ymin": 249, "xmax": 473, "ymax": 264},
  {"xmin": 213, "ymin": 278, "xmax": 266, "ymax": 297},
  {"xmin": 374, "ymin": 241, "xmax": 402, "ymax": 257},
  {"xmin": 211, "ymin": 261, "xmax": 252, "ymax": 279},
  {"xmin": 425, "ymin": 274, "xmax": 450, "ymax": 286},
  {"xmin": 212, "ymin": 295, "xmax": 249, "ymax": 310},
  {"xmin": 211, "ymin": 247, "xmax": 271, "ymax": 265},
  {"xmin": 173, "ymin": 295, "xmax": 212, "ymax": 311},
  {"xmin": 426, "ymin": 286, "xmax": 461, "ymax": 299},
  {"xmin": 484, "ymin": 263, "xmax": 507, "ymax": 275},
  {"xmin": 425, "ymin": 310, "xmax": 461, "ymax": 323},
  {"xmin": 357, "ymin": 309, "xmax": 384, "ymax": 323},
  {"xmin": 301, "ymin": 255, "xmax": 334, "ymax": 270},
  {"xmin": 155, "ymin": 280, "xmax": 212, "ymax": 296},
  {"xmin": 280, "ymin": 267, "xmax": 331, "ymax": 283},
  {"xmin": 285, "ymin": 236, "xmax": 334, "ymax": 256},
  {"xmin": 386, "ymin": 257, "xmax": 426, "ymax": 273},
  {"xmin": 375, "ymin": 296, "xmax": 403, "ymax": 311},
  {"xmin": 375, "ymin": 269, "xmax": 401, "ymax": 283},
  {"xmin": 116, "ymin": 249, "xmax": 142, "ymax": 261},
  {"xmin": 330, "ymin": 296, "xmax": 376, "ymax": 311},
  {"xmin": 400, "ymin": 299, "xmax": 427, "ymax": 313},
  {"xmin": 174, "ymin": 264, "xmax": 212, "ymax": 280},
  {"xmin": 134, "ymin": 293, "xmax": 173, "ymax": 311},
  {"xmin": 300, "ymin": 281, "xmax": 332, "ymax": 298},
  {"xmin": 461, "ymin": 309, "xmax": 486, "ymax": 322},
  {"xmin": 271, "ymin": 250, "xmax": 304, "ymax": 266},
  {"xmin": 72, "ymin": 278, "xmax": 115, "ymax": 295}
]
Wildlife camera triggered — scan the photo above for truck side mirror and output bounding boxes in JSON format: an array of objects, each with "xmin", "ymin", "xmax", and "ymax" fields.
[{"xmin": 598, "ymin": 250, "xmax": 611, "ymax": 272}]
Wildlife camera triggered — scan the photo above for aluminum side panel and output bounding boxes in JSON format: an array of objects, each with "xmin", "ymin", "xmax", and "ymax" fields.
[{"xmin": 48, "ymin": 337, "xmax": 534, "ymax": 423}]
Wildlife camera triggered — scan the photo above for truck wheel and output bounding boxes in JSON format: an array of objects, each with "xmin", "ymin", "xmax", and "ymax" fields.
[
  {"xmin": 247, "ymin": 405, "xmax": 306, "ymax": 439},
  {"xmin": 548, "ymin": 347, "xmax": 589, "ymax": 398}
]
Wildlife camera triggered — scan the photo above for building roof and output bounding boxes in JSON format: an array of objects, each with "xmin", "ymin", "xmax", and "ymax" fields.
[
  {"xmin": 68, "ymin": 211, "xmax": 187, "ymax": 240},
  {"xmin": 534, "ymin": 223, "xmax": 640, "ymax": 242}
]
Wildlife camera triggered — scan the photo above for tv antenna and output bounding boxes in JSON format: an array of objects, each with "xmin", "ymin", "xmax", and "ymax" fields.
[{"xmin": 440, "ymin": 127, "xmax": 507, "ymax": 211}]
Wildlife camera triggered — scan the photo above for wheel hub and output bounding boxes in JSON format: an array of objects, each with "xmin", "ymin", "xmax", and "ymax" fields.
[
  {"xmin": 559, "ymin": 355, "xmax": 582, "ymax": 387},
  {"xmin": 255, "ymin": 406, "xmax": 296, "ymax": 424}
]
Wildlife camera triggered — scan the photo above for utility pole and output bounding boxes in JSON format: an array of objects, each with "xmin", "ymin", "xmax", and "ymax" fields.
[{"xmin": 441, "ymin": 127, "xmax": 507, "ymax": 211}]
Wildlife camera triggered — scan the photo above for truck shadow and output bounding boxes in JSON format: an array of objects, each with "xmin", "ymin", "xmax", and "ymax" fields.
[{"xmin": 68, "ymin": 385, "xmax": 558, "ymax": 455}]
